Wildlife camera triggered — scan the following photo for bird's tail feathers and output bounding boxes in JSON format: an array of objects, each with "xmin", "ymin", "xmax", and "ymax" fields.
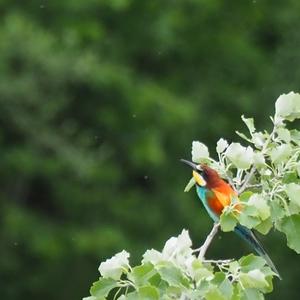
[{"xmin": 234, "ymin": 224, "xmax": 281, "ymax": 280}]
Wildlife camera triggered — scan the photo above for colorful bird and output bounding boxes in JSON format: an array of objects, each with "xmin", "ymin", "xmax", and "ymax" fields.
[{"xmin": 181, "ymin": 159, "xmax": 281, "ymax": 279}]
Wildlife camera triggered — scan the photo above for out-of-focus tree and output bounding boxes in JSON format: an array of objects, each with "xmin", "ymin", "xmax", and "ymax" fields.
[{"xmin": 0, "ymin": 1, "xmax": 300, "ymax": 299}]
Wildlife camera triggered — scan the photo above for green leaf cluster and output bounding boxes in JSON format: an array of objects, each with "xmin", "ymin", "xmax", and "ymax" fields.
[
  {"xmin": 188, "ymin": 92, "xmax": 300, "ymax": 253},
  {"xmin": 84, "ymin": 231, "xmax": 274, "ymax": 300},
  {"xmin": 86, "ymin": 93, "xmax": 300, "ymax": 299}
]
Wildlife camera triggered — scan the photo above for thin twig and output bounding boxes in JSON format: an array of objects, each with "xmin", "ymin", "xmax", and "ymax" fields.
[
  {"xmin": 204, "ymin": 259, "xmax": 234, "ymax": 264},
  {"xmin": 238, "ymin": 166, "xmax": 256, "ymax": 195},
  {"xmin": 238, "ymin": 122, "xmax": 277, "ymax": 195},
  {"xmin": 113, "ymin": 287, "xmax": 122, "ymax": 300},
  {"xmin": 198, "ymin": 222, "xmax": 220, "ymax": 260}
]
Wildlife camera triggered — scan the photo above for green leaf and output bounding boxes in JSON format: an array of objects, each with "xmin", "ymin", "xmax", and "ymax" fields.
[
  {"xmin": 239, "ymin": 254, "xmax": 266, "ymax": 273},
  {"xmin": 242, "ymin": 204, "xmax": 259, "ymax": 217},
  {"xmin": 225, "ymin": 143, "xmax": 253, "ymax": 170},
  {"xmin": 219, "ymin": 277, "xmax": 233, "ymax": 299},
  {"xmin": 211, "ymin": 271, "xmax": 225, "ymax": 284},
  {"xmin": 290, "ymin": 129, "xmax": 300, "ymax": 146},
  {"xmin": 240, "ymin": 269, "xmax": 269, "ymax": 289},
  {"xmin": 277, "ymin": 215, "xmax": 300, "ymax": 253},
  {"xmin": 238, "ymin": 194, "xmax": 271, "ymax": 229},
  {"xmin": 205, "ymin": 287, "xmax": 227, "ymax": 300},
  {"xmin": 90, "ymin": 278, "xmax": 117, "ymax": 298},
  {"xmin": 275, "ymin": 92, "xmax": 300, "ymax": 121},
  {"xmin": 162, "ymin": 229, "xmax": 192, "ymax": 257},
  {"xmin": 231, "ymin": 285, "xmax": 241, "ymax": 300},
  {"xmin": 240, "ymin": 288, "xmax": 264, "ymax": 300},
  {"xmin": 186, "ymin": 290, "xmax": 207, "ymax": 299},
  {"xmin": 128, "ymin": 263, "xmax": 156, "ymax": 286},
  {"xmin": 236, "ymin": 131, "xmax": 253, "ymax": 143},
  {"xmin": 275, "ymin": 93, "xmax": 295, "ymax": 117},
  {"xmin": 270, "ymin": 199, "xmax": 286, "ymax": 221},
  {"xmin": 239, "ymin": 191, "xmax": 254, "ymax": 202},
  {"xmin": 229, "ymin": 261, "xmax": 240, "ymax": 274},
  {"xmin": 126, "ymin": 291, "xmax": 139, "ymax": 300},
  {"xmin": 282, "ymin": 172, "xmax": 299, "ymax": 184},
  {"xmin": 255, "ymin": 218, "xmax": 272, "ymax": 235},
  {"xmin": 212, "ymin": 273, "xmax": 233, "ymax": 299},
  {"xmin": 192, "ymin": 263, "xmax": 214, "ymax": 282},
  {"xmin": 138, "ymin": 286, "xmax": 160, "ymax": 300},
  {"xmin": 242, "ymin": 115, "xmax": 255, "ymax": 134},
  {"xmin": 252, "ymin": 132, "xmax": 266, "ymax": 149},
  {"xmin": 253, "ymin": 152, "xmax": 265, "ymax": 167},
  {"xmin": 157, "ymin": 262, "xmax": 189, "ymax": 288},
  {"xmin": 192, "ymin": 141, "xmax": 210, "ymax": 162},
  {"xmin": 220, "ymin": 211, "xmax": 238, "ymax": 232},
  {"xmin": 157, "ymin": 278, "xmax": 168, "ymax": 291},
  {"xmin": 239, "ymin": 213, "xmax": 260, "ymax": 229},
  {"xmin": 288, "ymin": 201, "xmax": 300, "ymax": 215},
  {"xmin": 186, "ymin": 258, "xmax": 206, "ymax": 280},
  {"xmin": 98, "ymin": 250, "xmax": 130, "ymax": 280},
  {"xmin": 148, "ymin": 273, "xmax": 161, "ymax": 287},
  {"xmin": 216, "ymin": 138, "xmax": 229, "ymax": 153},
  {"xmin": 165, "ymin": 286, "xmax": 182, "ymax": 298},
  {"xmin": 142, "ymin": 249, "xmax": 163, "ymax": 265},
  {"xmin": 276, "ymin": 127, "xmax": 291, "ymax": 143},
  {"xmin": 195, "ymin": 280, "xmax": 211, "ymax": 297},
  {"xmin": 270, "ymin": 144, "xmax": 292, "ymax": 164},
  {"xmin": 261, "ymin": 274, "xmax": 274, "ymax": 293},
  {"xmin": 248, "ymin": 194, "xmax": 270, "ymax": 221},
  {"xmin": 184, "ymin": 177, "xmax": 196, "ymax": 192},
  {"xmin": 285, "ymin": 183, "xmax": 300, "ymax": 207}
]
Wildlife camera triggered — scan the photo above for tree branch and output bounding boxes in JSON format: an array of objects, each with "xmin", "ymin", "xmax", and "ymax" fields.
[
  {"xmin": 237, "ymin": 122, "xmax": 276, "ymax": 195},
  {"xmin": 198, "ymin": 222, "xmax": 220, "ymax": 260},
  {"xmin": 238, "ymin": 166, "xmax": 256, "ymax": 195},
  {"xmin": 204, "ymin": 259, "xmax": 234, "ymax": 264}
]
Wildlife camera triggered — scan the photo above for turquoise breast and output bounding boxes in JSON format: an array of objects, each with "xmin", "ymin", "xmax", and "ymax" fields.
[{"xmin": 196, "ymin": 186, "xmax": 219, "ymax": 222}]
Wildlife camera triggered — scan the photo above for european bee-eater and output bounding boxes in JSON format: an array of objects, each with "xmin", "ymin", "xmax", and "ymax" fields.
[{"xmin": 181, "ymin": 159, "xmax": 281, "ymax": 279}]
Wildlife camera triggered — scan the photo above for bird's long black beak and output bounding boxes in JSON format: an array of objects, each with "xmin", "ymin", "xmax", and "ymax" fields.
[{"xmin": 180, "ymin": 159, "xmax": 198, "ymax": 170}]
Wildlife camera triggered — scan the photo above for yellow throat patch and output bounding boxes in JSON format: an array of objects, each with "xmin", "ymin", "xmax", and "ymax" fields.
[{"xmin": 192, "ymin": 170, "xmax": 206, "ymax": 186}]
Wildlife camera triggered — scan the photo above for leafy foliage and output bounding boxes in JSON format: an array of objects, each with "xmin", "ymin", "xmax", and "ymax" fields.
[
  {"xmin": 187, "ymin": 92, "xmax": 300, "ymax": 252},
  {"xmin": 2, "ymin": 1, "xmax": 300, "ymax": 299},
  {"xmin": 85, "ymin": 93, "xmax": 300, "ymax": 299},
  {"xmin": 85, "ymin": 230, "xmax": 274, "ymax": 300}
]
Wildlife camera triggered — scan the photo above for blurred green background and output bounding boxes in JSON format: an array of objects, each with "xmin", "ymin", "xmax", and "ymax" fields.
[{"xmin": 0, "ymin": 0, "xmax": 300, "ymax": 299}]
